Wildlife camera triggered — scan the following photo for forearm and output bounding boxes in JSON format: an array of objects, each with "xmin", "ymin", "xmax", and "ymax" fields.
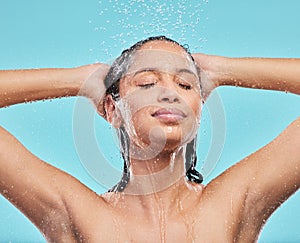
[
  {"xmin": 0, "ymin": 68, "xmax": 83, "ymax": 108},
  {"xmin": 217, "ymin": 57, "xmax": 300, "ymax": 95}
]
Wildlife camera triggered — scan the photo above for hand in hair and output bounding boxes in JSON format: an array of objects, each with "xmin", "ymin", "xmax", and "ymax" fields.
[
  {"xmin": 76, "ymin": 63, "xmax": 110, "ymax": 117},
  {"xmin": 192, "ymin": 53, "xmax": 224, "ymax": 100}
]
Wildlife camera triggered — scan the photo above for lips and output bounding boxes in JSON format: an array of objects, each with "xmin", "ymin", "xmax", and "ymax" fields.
[{"xmin": 152, "ymin": 108, "xmax": 186, "ymax": 123}]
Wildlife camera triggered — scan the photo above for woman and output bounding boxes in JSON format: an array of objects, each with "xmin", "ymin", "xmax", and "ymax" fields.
[{"xmin": 0, "ymin": 36, "xmax": 299, "ymax": 242}]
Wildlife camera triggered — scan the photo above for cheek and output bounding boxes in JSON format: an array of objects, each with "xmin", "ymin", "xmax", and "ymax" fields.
[
  {"xmin": 130, "ymin": 109, "xmax": 158, "ymax": 145},
  {"xmin": 132, "ymin": 109, "xmax": 149, "ymax": 125},
  {"xmin": 124, "ymin": 105, "xmax": 153, "ymax": 132},
  {"xmin": 184, "ymin": 92, "xmax": 202, "ymax": 116},
  {"xmin": 120, "ymin": 83, "xmax": 158, "ymax": 115}
]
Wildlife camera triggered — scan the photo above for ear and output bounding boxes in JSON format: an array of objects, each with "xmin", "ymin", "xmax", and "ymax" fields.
[{"xmin": 104, "ymin": 95, "xmax": 123, "ymax": 128}]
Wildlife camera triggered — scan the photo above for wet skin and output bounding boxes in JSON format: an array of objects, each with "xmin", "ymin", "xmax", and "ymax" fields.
[
  {"xmin": 43, "ymin": 42, "xmax": 299, "ymax": 242},
  {"xmin": 1, "ymin": 40, "xmax": 300, "ymax": 242}
]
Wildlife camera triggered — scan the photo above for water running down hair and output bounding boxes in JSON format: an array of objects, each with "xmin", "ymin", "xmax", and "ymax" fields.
[{"xmin": 104, "ymin": 36, "xmax": 203, "ymax": 192}]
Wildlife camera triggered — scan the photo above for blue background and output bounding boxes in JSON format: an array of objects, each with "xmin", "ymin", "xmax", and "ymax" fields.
[{"xmin": 0, "ymin": 0, "xmax": 300, "ymax": 242}]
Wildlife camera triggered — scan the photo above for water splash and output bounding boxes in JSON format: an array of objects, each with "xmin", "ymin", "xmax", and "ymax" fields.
[{"xmin": 93, "ymin": 0, "xmax": 209, "ymax": 60}]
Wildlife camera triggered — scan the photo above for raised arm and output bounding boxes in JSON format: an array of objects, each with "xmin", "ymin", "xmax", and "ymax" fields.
[
  {"xmin": 193, "ymin": 53, "xmax": 300, "ymax": 235},
  {"xmin": 193, "ymin": 54, "xmax": 300, "ymax": 96},
  {"xmin": 0, "ymin": 64, "xmax": 108, "ymax": 240},
  {"xmin": 0, "ymin": 64, "xmax": 108, "ymax": 108}
]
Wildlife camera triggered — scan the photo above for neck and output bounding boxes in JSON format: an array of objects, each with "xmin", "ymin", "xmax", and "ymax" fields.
[
  {"xmin": 104, "ymin": 146, "xmax": 204, "ymax": 223},
  {"xmin": 124, "ymin": 147, "xmax": 186, "ymax": 195},
  {"xmin": 119, "ymin": 148, "xmax": 202, "ymax": 222}
]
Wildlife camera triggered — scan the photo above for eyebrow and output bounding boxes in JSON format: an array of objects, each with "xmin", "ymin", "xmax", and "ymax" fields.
[
  {"xmin": 132, "ymin": 68, "xmax": 159, "ymax": 77},
  {"xmin": 133, "ymin": 68, "xmax": 197, "ymax": 77},
  {"xmin": 176, "ymin": 68, "xmax": 198, "ymax": 77}
]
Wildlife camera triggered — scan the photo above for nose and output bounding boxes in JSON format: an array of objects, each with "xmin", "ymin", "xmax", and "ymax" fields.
[{"xmin": 157, "ymin": 86, "xmax": 180, "ymax": 103}]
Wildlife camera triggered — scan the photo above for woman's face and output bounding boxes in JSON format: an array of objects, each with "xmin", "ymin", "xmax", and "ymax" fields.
[{"xmin": 116, "ymin": 41, "xmax": 202, "ymax": 153}]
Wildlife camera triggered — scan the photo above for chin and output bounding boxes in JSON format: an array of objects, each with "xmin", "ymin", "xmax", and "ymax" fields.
[
  {"xmin": 129, "ymin": 116, "xmax": 198, "ymax": 150},
  {"xmin": 151, "ymin": 129, "xmax": 195, "ymax": 152},
  {"xmin": 161, "ymin": 141, "xmax": 184, "ymax": 153}
]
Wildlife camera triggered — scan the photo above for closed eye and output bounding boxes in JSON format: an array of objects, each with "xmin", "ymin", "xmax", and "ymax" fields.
[
  {"xmin": 138, "ymin": 83, "xmax": 156, "ymax": 89},
  {"xmin": 178, "ymin": 83, "xmax": 192, "ymax": 90}
]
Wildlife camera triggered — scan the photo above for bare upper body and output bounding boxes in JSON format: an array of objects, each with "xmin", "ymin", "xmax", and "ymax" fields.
[
  {"xmin": 0, "ymin": 39, "xmax": 300, "ymax": 243},
  {"xmin": 2, "ymin": 122, "xmax": 298, "ymax": 243}
]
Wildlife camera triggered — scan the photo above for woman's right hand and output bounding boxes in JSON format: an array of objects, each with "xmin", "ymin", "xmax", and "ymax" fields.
[
  {"xmin": 76, "ymin": 63, "xmax": 110, "ymax": 117},
  {"xmin": 192, "ymin": 53, "xmax": 227, "ymax": 101}
]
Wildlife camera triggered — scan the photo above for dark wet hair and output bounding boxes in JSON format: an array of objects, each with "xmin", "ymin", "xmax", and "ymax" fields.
[{"xmin": 104, "ymin": 36, "xmax": 203, "ymax": 192}]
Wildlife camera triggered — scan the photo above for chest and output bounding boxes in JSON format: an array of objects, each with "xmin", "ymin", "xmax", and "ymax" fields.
[
  {"xmin": 81, "ymin": 209, "xmax": 235, "ymax": 243},
  {"xmin": 119, "ymin": 221, "xmax": 231, "ymax": 243}
]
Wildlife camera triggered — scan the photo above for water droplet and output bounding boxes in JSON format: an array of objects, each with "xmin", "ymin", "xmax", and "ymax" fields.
[{"xmin": 167, "ymin": 127, "xmax": 173, "ymax": 133}]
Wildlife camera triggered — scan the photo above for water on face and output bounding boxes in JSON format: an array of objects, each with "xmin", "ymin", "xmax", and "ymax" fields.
[
  {"xmin": 90, "ymin": 1, "xmax": 211, "ymax": 241},
  {"xmin": 115, "ymin": 49, "xmax": 202, "ymax": 151},
  {"xmin": 108, "ymin": 50, "xmax": 203, "ymax": 241}
]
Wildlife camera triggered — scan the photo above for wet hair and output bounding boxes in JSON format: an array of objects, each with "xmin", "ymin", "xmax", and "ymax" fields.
[{"xmin": 104, "ymin": 36, "xmax": 203, "ymax": 192}]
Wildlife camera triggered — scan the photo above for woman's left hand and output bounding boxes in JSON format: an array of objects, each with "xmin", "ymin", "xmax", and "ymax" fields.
[{"xmin": 192, "ymin": 53, "xmax": 225, "ymax": 100}]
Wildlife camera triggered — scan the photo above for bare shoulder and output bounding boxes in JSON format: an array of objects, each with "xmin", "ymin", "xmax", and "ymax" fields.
[
  {"xmin": 62, "ymin": 191, "xmax": 132, "ymax": 242},
  {"xmin": 0, "ymin": 125, "xmax": 114, "ymax": 241},
  {"xmin": 199, "ymin": 117, "xmax": 300, "ymax": 239},
  {"xmin": 206, "ymin": 117, "xmax": 300, "ymax": 207}
]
